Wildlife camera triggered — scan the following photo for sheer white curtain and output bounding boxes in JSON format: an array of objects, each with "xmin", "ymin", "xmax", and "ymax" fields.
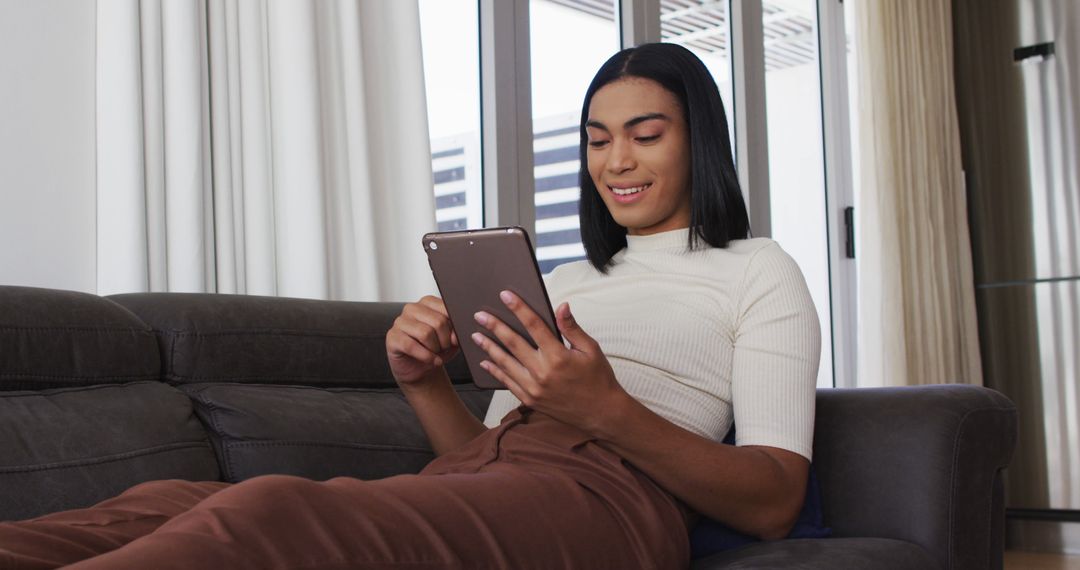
[
  {"xmin": 854, "ymin": 0, "xmax": 984, "ymax": 387},
  {"xmin": 96, "ymin": 0, "xmax": 438, "ymax": 302}
]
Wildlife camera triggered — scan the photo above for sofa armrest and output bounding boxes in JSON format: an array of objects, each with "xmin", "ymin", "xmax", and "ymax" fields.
[{"xmin": 813, "ymin": 385, "xmax": 1017, "ymax": 570}]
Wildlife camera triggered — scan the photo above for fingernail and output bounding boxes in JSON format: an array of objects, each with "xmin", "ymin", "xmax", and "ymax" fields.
[
  {"xmin": 474, "ymin": 312, "xmax": 488, "ymax": 325},
  {"xmin": 499, "ymin": 290, "xmax": 513, "ymax": 305},
  {"xmin": 471, "ymin": 332, "xmax": 485, "ymax": 346}
]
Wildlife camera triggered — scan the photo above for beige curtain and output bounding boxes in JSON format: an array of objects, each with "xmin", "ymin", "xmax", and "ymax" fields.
[
  {"xmin": 853, "ymin": 0, "xmax": 983, "ymax": 387},
  {"xmin": 95, "ymin": 0, "xmax": 439, "ymax": 302}
]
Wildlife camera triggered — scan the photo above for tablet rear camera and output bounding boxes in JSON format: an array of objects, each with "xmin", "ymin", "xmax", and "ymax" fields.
[{"xmin": 429, "ymin": 241, "xmax": 438, "ymax": 250}]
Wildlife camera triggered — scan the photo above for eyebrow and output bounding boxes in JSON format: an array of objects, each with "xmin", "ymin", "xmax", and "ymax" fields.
[{"xmin": 585, "ymin": 112, "xmax": 670, "ymax": 132}]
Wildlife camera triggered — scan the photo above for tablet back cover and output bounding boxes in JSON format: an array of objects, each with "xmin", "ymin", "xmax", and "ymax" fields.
[{"xmin": 423, "ymin": 226, "xmax": 561, "ymax": 390}]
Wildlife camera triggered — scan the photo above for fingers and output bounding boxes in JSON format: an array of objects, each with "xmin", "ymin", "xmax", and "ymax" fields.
[
  {"xmin": 492, "ymin": 291, "xmax": 563, "ymax": 353},
  {"xmin": 478, "ymin": 358, "xmax": 533, "ymax": 407},
  {"xmin": 556, "ymin": 301, "xmax": 572, "ymax": 323},
  {"xmin": 555, "ymin": 301, "xmax": 598, "ymax": 353},
  {"xmin": 393, "ymin": 314, "xmax": 453, "ymax": 365},
  {"xmin": 390, "ymin": 320, "xmax": 440, "ymax": 363},
  {"xmin": 470, "ymin": 331, "xmax": 532, "ymax": 390},
  {"xmin": 419, "ymin": 296, "xmax": 457, "ymax": 346},
  {"xmin": 386, "ymin": 328, "xmax": 445, "ymax": 371},
  {"xmin": 406, "ymin": 297, "xmax": 458, "ymax": 350},
  {"xmin": 418, "ymin": 295, "xmax": 450, "ymax": 318},
  {"xmin": 472, "ymin": 310, "xmax": 540, "ymax": 372}
]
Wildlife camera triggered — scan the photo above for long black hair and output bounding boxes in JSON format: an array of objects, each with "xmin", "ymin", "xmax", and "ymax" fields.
[{"xmin": 578, "ymin": 43, "xmax": 750, "ymax": 273}]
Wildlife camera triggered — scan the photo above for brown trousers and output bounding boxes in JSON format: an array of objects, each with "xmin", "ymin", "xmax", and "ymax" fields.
[{"xmin": 0, "ymin": 408, "xmax": 691, "ymax": 569}]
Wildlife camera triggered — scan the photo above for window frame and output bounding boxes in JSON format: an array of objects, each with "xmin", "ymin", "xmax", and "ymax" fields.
[
  {"xmin": 478, "ymin": 0, "xmax": 536, "ymax": 237},
  {"xmin": 475, "ymin": 0, "xmax": 857, "ymax": 387},
  {"xmin": 817, "ymin": 0, "xmax": 857, "ymax": 388}
]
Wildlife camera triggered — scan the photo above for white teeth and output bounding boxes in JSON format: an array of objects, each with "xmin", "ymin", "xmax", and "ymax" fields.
[{"xmin": 611, "ymin": 184, "xmax": 649, "ymax": 196}]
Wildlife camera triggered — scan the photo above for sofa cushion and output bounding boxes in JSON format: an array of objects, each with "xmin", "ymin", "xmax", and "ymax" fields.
[
  {"xmin": 180, "ymin": 382, "xmax": 493, "ymax": 482},
  {"xmin": 691, "ymin": 537, "xmax": 942, "ymax": 570},
  {"xmin": 0, "ymin": 286, "xmax": 160, "ymax": 390},
  {"xmin": 0, "ymin": 382, "xmax": 220, "ymax": 521},
  {"xmin": 108, "ymin": 293, "xmax": 472, "ymax": 388}
]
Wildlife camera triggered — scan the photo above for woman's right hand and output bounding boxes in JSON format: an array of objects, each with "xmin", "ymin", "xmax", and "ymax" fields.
[{"xmin": 385, "ymin": 295, "xmax": 460, "ymax": 388}]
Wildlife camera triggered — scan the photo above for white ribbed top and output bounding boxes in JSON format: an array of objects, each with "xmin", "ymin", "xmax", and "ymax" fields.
[{"xmin": 482, "ymin": 228, "xmax": 821, "ymax": 460}]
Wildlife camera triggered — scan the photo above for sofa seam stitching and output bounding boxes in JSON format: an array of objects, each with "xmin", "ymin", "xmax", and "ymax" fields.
[
  {"xmin": 181, "ymin": 384, "xmax": 407, "ymax": 394},
  {"xmin": 168, "ymin": 332, "xmax": 179, "ymax": 379},
  {"xmin": 0, "ymin": 380, "xmax": 168, "ymax": 398},
  {"xmin": 0, "ymin": 373, "xmax": 159, "ymax": 380},
  {"xmin": 222, "ymin": 440, "xmax": 432, "ymax": 454},
  {"xmin": 151, "ymin": 330, "xmax": 388, "ymax": 339},
  {"xmin": 202, "ymin": 398, "xmax": 240, "ymax": 482},
  {"xmin": 0, "ymin": 441, "xmax": 212, "ymax": 474},
  {"xmin": 0, "ymin": 327, "xmax": 155, "ymax": 333},
  {"xmin": 164, "ymin": 374, "xmax": 396, "ymax": 383}
]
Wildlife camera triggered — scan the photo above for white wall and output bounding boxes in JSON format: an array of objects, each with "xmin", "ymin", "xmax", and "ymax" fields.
[{"xmin": 0, "ymin": 0, "xmax": 96, "ymax": 293}]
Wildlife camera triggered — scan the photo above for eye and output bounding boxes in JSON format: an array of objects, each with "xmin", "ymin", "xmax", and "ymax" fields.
[
  {"xmin": 588, "ymin": 140, "xmax": 610, "ymax": 149},
  {"xmin": 635, "ymin": 135, "xmax": 660, "ymax": 143}
]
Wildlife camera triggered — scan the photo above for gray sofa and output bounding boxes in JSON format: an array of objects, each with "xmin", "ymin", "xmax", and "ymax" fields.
[{"xmin": 0, "ymin": 285, "xmax": 1017, "ymax": 569}]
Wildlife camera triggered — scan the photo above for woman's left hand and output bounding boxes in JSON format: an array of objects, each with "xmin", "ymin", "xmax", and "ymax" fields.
[{"xmin": 471, "ymin": 291, "xmax": 627, "ymax": 433}]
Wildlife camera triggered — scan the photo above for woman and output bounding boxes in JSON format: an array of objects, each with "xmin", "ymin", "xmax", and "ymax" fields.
[{"xmin": 0, "ymin": 43, "xmax": 818, "ymax": 569}]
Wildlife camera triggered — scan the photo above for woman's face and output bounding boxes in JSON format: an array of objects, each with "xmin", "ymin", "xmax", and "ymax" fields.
[{"xmin": 585, "ymin": 77, "xmax": 692, "ymax": 236}]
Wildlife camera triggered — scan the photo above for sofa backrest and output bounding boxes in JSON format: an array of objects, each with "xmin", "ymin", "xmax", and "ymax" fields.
[
  {"xmin": 107, "ymin": 292, "xmax": 491, "ymax": 484},
  {"xmin": 0, "ymin": 286, "xmax": 220, "ymax": 521},
  {"xmin": 0, "ymin": 287, "xmax": 490, "ymax": 521},
  {"xmin": 0, "ymin": 286, "xmax": 159, "ymax": 390},
  {"xmin": 108, "ymin": 292, "xmax": 474, "ymax": 388}
]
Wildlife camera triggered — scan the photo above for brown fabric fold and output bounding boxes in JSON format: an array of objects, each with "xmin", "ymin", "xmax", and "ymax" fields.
[{"xmin": 0, "ymin": 407, "xmax": 690, "ymax": 569}]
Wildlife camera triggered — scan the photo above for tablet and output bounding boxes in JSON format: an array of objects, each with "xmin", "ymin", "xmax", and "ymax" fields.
[{"xmin": 422, "ymin": 226, "xmax": 562, "ymax": 390}]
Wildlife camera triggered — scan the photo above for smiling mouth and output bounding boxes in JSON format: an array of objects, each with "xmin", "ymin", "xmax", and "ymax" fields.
[{"xmin": 608, "ymin": 183, "xmax": 652, "ymax": 196}]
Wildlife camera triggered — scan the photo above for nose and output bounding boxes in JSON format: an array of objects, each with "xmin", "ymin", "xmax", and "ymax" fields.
[{"xmin": 606, "ymin": 138, "xmax": 635, "ymax": 174}]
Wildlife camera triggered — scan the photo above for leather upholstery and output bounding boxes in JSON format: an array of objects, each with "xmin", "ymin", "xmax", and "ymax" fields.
[
  {"xmin": 692, "ymin": 537, "xmax": 941, "ymax": 569},
  {"xmin": 0, "ymin": 382, "xmax": 219, "ymax": 521},
  {"xmin": 0, "ymin": 286, "xmax": 159, "ymax": 390},
  {"xmin": 180, "ymin": 382, "xmax": 491, "ymax": 482},
  {"xmin": 813, "ymin": 386, "xmax": 1017, "ymax": 570},
  {"xmin": 109, "ymin": 293, "xmax": 473, "ymax": 387},
  {"xmin": 0, "ymin": 286, "xmax": 1018, "ymax": 570}
]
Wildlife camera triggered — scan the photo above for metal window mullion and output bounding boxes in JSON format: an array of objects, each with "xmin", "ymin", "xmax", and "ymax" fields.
[
  {"xmin": 620, "ymin": 0, "xmax": 661, "ymax": 48},
  {"xmin": 730, "ymin": 0, "xmax": 771, "ymax": 237},
  {"xmin": 479, "ymin": 0, "xmax": 535, "ymax": 237},
  {"xmin": 817, "ymin": 0, "xmax": 857, "ymax": 388}
]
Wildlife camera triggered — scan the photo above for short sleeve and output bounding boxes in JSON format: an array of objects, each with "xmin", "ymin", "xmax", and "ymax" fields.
[{"xmin": 731, "ymin": 242, "xmax": 821, "ymax": 460}]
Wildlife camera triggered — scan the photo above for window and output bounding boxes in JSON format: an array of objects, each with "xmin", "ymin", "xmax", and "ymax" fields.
[
  {"xmin": 761, "ymin": 1, "xmax": 834, "ymax": 387},
  {"xmin": 844, "ymin": 0, "xmax": 860, "ymax": 216},
  {"xmin": 418, "ymin": 0, "xmax": 483, "ymax": 232},
  {"xmin": 530, "ymin": 0, "xmax": 620, "ymax": 273},
  {"xmin": 418, "ymin": 0, "xmax": 857, "ymax": 386},
  {"xmin": 660, "ymin": 0, "xmax": 735, "ymax": 151}
]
